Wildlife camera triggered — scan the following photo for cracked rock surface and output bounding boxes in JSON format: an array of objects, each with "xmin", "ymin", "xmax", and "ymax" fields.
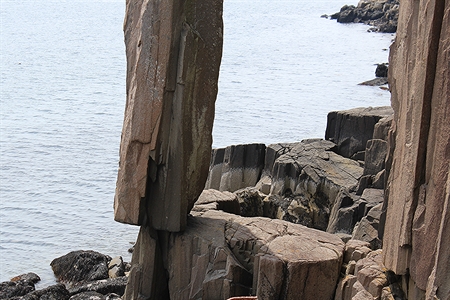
[{"xmin": 163, "ymin": 210, "xmax": 344, "ymax": 299}]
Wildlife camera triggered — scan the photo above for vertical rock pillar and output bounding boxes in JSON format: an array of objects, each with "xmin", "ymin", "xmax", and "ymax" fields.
[
  {"xmin": 114, "ymin": 0, "xmax": 223, "ymax": 298},
  {"xmin": 382, "ymin": 0, "xmax": 449, "ymax": 298},
  {"xmin": 114, "ymin": 0, "xmax": 223, "ymax": 231}
]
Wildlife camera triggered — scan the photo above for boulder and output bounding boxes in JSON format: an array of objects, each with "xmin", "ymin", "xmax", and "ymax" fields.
[
  {"xmin": 15, "ymin": 284, "xmax": 70, "ymax": 300},
  {"xmin": 69, "ymin": 291, "xmax": 122, "ymax": 300},
  {"xmin": 204, "ymin": 144, "xmax": 266, "ymax": 192},
  {"xmin": 193, "ymin": 189, "xmax": 240, "ymax": 215},
  {"xmin": 0, "ymin": 273, "xmax": 40, "ymax": 299},
  {"xmin": 51, "ymin": 251, "xmax": 110, "ymax": 285},
  {"xmin": 343, "ymin": 240, "xmax": 372, "ymax": 264},
  {"xmin": 325, "ymin": 107, "xmax": 393, "ymax": 160},
  {"xmin": 375, "ymin": 63, "xmax": 389, "ymax": 78},
  {"xmin": 114, "ymin": 0, "xmax": 224, "ymax": 231}
]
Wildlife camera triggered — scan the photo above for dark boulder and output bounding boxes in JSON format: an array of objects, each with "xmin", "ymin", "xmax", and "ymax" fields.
[
  {"xmin": 0, "ymin": 273, "xmax": 40, "ymax": 299},
  {"xmin": 13, "ymin": 284, "xmax": 70, "ymax": 300},
  {"xmin": 51, "ymin": 251, "xmax": 110, "ymax": 285},
  {"xmin": 68, "ymin": 277, "xmax": 127, "ymax": 297},
  {"xmin": 375, "ymin": 63, "xmax": 389, "ymax": 77}
]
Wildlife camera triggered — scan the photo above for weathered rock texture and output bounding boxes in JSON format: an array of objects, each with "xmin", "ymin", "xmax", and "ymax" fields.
[
  {"xmin": 382, "ymin": 0, "xmax": 450, "ymax": 298},
  {"xmin": 331, "ymin": 0, "xmax": 399, "ymax": 33},
  {"xmin": 325, "ymin": 106, "xmax": 393, "ymax": 160},
  {"xmin": 205, "ymin": 144, "xmax": 266, "ymax": 192},
  {"xmin": 165, "ymin": 210, "xmax": 344, "ymax": 300},
  {"xmin": 114, "ymin": 0, "xmax": 223, "ymax": 231}
]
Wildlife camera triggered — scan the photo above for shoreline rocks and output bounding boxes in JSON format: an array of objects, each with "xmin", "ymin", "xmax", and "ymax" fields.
[
  {"xmin": 1, "ymin": 251, "xmax": 130, "ymax": 300},
  {"xmin": 330, "ymin": 0, "xmax": 399, "ymax": 33}
]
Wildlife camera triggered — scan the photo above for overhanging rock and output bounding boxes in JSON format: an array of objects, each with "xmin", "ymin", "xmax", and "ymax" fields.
[{"xmin": 114, "ymin": 0, "xmax": 223, "ymax": 231}]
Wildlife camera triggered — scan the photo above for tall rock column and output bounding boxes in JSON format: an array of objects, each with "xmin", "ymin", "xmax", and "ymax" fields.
[
  {"xmin": 114, "ymin": 0, "xmax": 223, "ymax": 298},
  {"xmin": 382, "ymin": 0, "xmax": 449, "ymax": 298},
  {"xmin": 114, "ymin": 0, "xmax": 223, "ymax": 232}
]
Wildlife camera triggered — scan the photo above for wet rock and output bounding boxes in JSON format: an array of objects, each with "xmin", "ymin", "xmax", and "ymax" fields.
[
  {"xmin": 375, "ymin": 63, "xmax": 389, "ymax": 77},
  {"xmin": 51, "ymin": 250, "xmax": 110, "ymax": 285},
  {"xmin": 68, "ymin": 277, "xmax": 127, "ymax": 297},
  {"xmin": 19, "ymin": 284, "xmax": 70, "ymax": 300},
  {"xmin": 325, "ymin": 106, "xmax": 393, "ymax": 159},
  {"xmin": 69, "ymin": 291, "xmax": 107, "ymax": 300},
  {"xmin": 0, "ymin": 273, "xmax": 40, "ymax": 299}
]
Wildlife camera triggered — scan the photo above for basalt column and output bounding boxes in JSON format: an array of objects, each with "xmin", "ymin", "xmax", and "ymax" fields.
[
  {"xmin": 114, "ymin": 0, "xmax": 223, "ymax": 231},
  {"xmin": 382, "ymin": 0, "xmax": 449, "ymax": 298},
  {"xmin": 114, "ymin": 0, "xmax": 223, "ymax": 298}
]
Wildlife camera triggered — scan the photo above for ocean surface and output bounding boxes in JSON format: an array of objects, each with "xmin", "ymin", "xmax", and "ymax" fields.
[{"xmin": 0, "ymin": 0, "xmax": 394, "ymax": 286}]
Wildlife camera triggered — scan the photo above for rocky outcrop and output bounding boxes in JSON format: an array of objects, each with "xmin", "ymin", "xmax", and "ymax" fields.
[
  {"xmin": 381, "ymin": 0, "xmax": 450, "ymax": 298},
  {"xmin": 325, "ymin": 106, "xmax": 393, "ymax": 160},
  {"xmin": 205, "ymin": 144, "xmax": 266, "ymax": 192},
  {"xmin": 164, "ymin": 210, "xmax": 344, "ymax": 300},
  {"xmin": 331, "ymin": 0, "xmax": 399, "ymax": 33},
  {"xmin": 0, "ymin": 273, "xmax": 41, "ymax": 299},
  {"xmin": 263, "ymin": 140, "xmax": 363, "ymax": 230},
  {"xmin": 113, "ymin": 0, "xmax": 223, "ymax": 231}
]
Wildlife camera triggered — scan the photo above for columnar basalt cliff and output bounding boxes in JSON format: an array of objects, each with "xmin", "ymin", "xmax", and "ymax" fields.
[
  {"xmin": 382, "ymin": 0, "xmax": 449, "ymax": 298},
  {"xmin": 110, "ymin": 0, "xmax": 450, "ymax": 299}
]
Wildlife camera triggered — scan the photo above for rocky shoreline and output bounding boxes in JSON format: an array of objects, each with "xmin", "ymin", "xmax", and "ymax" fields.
[
  {"xmin": 328, "ymin": 0, "xmax": 399, "ymax": 33},
  {"xmin": 1, "ymin": 106, "xmax": 397, "ymax": 300},
  {"xmin": 1, "ymin": 251, "xmax": 130, "ymax": 300},
  {"xmin": 0, "ymin": 107, "xmax": 398, "ymax": 300}
]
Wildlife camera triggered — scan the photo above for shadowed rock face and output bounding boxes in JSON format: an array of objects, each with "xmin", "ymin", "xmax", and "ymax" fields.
[
  {"xmin": 114, "ymin": 0, "xmax": 223, "ymax": 231},
  {"xmin": 382, "ymin": 0, "xmax": 449, "ymax": 298}
]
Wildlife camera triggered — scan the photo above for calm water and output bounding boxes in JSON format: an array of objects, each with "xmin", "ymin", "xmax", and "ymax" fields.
[{"xmin": 0, "ymin": 0, "xmax": 393, "ymax": 286}]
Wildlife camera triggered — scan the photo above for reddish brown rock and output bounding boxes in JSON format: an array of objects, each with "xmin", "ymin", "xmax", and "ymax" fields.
[
  {"xmin": 114, "ymin": 0, "xmax": 223, "ymax": 231},
  {"xmin": 382, "ymin": 0, "xmax": 449, "ymax": 298},
  {"xmin": 164, "ymin": 210, "xmax": 344, "ymax": 300}
]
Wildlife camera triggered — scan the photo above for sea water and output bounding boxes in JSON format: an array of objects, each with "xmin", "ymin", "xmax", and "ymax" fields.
[{"xmin": 0, "ymin": 0, "xmax": 394, "ymax": 286}]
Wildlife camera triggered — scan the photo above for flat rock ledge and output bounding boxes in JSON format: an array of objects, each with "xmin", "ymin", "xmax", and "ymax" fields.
[{"xmin": 162, "ymin": 210, "xmax": 345, "ymax": 300}]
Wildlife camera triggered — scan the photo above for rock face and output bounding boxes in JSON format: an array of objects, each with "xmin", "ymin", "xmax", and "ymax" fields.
[
  {"xmin": 164, "ymin": 210, "xmax": 344, "ymax": 300},
  {"xmin": 325, "ymin": 106, "xmax": 393, "ymax": 160},
  {"xmin": 114, "ymin": 0, "xmax": 223, "ymax": 231},
  {"xmin": 205, "ymin": 144, "xmax": 266, "ymax": 192},
  {"xmin": 266, "ymin": 140, "xmax": 363, "ymax": 230},
  {"xmin": 382, "ymin": 0, "xmax": 450, "ymax": 299}
]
